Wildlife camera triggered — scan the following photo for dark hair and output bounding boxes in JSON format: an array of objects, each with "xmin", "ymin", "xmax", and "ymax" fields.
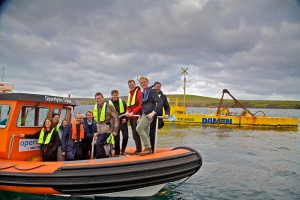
[
  {"xmin": 86, "ymin": 110, "xmax": 93, "ymax": 116},
  {"xmin": 153, "ymin": 81, "xmax": 161, "ymax": 86},
  {"xmin": 95, "ymin": 92, "xmax": 103, "ymax": 98},
  {"xmin": 128, "ymin": 79, "xmax": 135, "ymax": 84},
  {"xmin": 52, "ymin": 113, "xmax": 60, "ymax": 118},
  {"xmin": 60, "ymin": 119, "xmax": 69, "ymax": 129},
  {"xmin": 43, "ymin": 118, "xmax": 52, "ymax": 127},
  {"xmin": 111, "ymin": 90, "xmax": 119, "ymax": 95}
]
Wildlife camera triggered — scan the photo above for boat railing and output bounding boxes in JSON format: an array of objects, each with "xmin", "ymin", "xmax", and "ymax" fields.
[
  {"xmin": 90, "ymin": 114, "xmax": 163, "ymax": 159},
  {"xmin": 253, "ymin": 111, "xmax": 267, "ymax": 117}
]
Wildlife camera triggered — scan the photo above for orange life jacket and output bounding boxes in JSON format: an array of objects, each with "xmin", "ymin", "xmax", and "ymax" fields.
[{"xmin": 71, "ymin": 120, "xmax": 84, "ymax": 140}]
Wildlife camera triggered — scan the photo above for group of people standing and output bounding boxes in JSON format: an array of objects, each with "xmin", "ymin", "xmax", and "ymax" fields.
[{"xmin": 21, "ymin": 76, "xmax": 170, "ymax": 161}]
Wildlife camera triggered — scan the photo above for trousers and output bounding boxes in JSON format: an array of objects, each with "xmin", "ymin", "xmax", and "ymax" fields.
[{"xmin": 95, "ymin": 133, "xmax": 110, "ymax": 159}]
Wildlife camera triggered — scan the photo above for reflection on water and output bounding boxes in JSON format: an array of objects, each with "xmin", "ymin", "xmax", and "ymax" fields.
[{"xmin": 1, "ymin": 107, "xmax": 300, "ymax": 200}]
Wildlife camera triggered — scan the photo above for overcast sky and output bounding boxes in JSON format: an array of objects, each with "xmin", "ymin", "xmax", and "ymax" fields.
[{"xmin": 1, "ymin": 0, "xmax": 300, "ymax": 100}]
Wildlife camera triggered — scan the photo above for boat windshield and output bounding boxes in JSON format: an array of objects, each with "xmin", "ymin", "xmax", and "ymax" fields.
[
  {"xmin": 17, "ymin": 105, "xmax": 49, "ymax": 127},
  {"xmin": 51, "ymin": 106, "xmax": 72, "ymax": 124},
  {"xmin": 0, "ymin": 104, "xmax": 10, "ymax": 128}
]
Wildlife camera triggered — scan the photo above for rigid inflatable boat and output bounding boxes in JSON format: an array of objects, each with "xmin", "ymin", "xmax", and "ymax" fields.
[
  {"xmin": 0, "ymin": 92, "xmax": 202, "ymax": 197},
  {"xmin": 0, "ymin": 147, "xmax": 201, "ymax": 197}
]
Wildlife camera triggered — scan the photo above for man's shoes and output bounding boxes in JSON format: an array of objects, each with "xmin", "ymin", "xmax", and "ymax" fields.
[
  {"xmin": 140, "ymin": 148, "xmax": 152, "ymax": 156},
  {"xmin": 132, "ymin": 151, "xmax": 142, "ymax": 155},
  {"xmin": 120, "ymin": 152, "xmax": 130, "ymax": 156}
]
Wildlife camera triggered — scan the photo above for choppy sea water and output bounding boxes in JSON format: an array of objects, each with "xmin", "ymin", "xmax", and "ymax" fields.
[{"xmin": 1, "ymin": 107, "xmax": 300, "ymax": 200}]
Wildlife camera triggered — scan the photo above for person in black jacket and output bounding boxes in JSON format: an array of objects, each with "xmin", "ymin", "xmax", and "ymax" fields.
[
  {"xmin": 109, "ymin": 89, "xmax": 128, "ymax": 156},
  {"xmin": 149, "ymin": 81, "xmax": 170, "ymax": 153},
  {"xmin": 20, "ymin": 118, "xmax": 60, "ymax": 161},
  {"xmin": 136, "ymin": 76, "xmax": 163, "ymax": 155},
  {"xmin": 82, "ymin": 111, "xmax": 97, "ymax": 159}
]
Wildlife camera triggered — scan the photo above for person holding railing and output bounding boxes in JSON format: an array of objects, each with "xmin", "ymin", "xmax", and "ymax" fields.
[
  {"xmin": 20, "ymin": 118, "xmax": 60, "ymax": 161},
  {"xmin": 125, "ymin": 79, "xmax": 143, "ymax": 155},
  {"xmin": 136, "ymin": 76, "xmax": 163, "ymax": 155},
  {"xmin": 93, "ymin": 92, "xmax": 119, "ymax": 158}
]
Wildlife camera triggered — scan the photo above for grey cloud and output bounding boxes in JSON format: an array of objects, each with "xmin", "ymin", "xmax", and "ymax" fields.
[{"xmin": 1, "ymin": 0, "xmax": 300, "ymax": 100}]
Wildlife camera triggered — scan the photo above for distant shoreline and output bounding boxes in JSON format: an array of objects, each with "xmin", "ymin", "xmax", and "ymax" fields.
[{"xmin": 73, "ymin": 94, "xmax": 300, "ymax": 109}]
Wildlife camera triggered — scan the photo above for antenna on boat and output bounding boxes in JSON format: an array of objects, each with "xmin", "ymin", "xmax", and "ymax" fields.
[
  {"xmin": 181, "ymin": 67, "xmax": 188, "ymax": 107},
  {"xmin": 1, "ymin": 68, "xmax": 4, "ymax": 82}
]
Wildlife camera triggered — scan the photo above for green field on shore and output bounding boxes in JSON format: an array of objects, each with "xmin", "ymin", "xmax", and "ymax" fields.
[{"xmin": 75, "ymin": 94, "xmax": 300, "ymax": 109}]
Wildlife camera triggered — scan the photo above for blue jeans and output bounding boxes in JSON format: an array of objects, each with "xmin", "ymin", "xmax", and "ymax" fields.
[{"xmin": 95, "ymin": 133, "xmax": 110, "ymax": 159}]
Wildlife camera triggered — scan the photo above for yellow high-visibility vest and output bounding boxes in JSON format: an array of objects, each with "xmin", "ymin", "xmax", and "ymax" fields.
[
  {"xmin": 109, "ymin": 98, "xmax": 125, "ymax": 114},
  {"xmin": 127, "ymin": 88, "xmax": 138, "ymax": 106},
  {"xmin": 38, "ymin": 128, "xmax": 55, "ymax": 144},
  {"xmin": 93, "ymin": 102, "xmax": 107, "ymax": 122}
]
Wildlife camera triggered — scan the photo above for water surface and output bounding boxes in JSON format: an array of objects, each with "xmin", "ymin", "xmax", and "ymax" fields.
[{"xmin": 1, "ymin": 107, "xmax": 299, "ymax": 200}]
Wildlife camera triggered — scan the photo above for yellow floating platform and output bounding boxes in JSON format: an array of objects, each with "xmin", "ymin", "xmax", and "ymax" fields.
[
  {"xmin": 167, "ymin": 112, "xmax": 298, "ymax": 127},
  {"xmin": 167, "ymin": 89, "xmax": 298, "ymax": 128}
]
